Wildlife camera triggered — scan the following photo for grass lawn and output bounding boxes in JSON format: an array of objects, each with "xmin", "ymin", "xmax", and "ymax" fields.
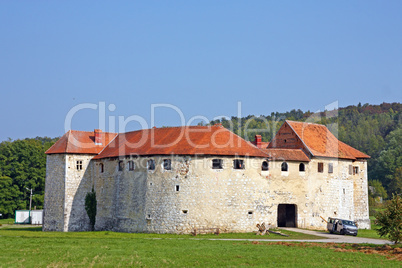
[
  {"xmin": 0, "ymin": 218, "xmax": 15, "ymax": 225},
  {"xmin": 356, "ymin": 216, "xmax": 384, "ymax": 240},
  {"xmin": 0, "ymin": 226, "xmax": 400, "ymax": 267}
]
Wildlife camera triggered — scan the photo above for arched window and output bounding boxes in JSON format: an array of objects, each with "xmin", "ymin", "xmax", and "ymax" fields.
[
  {"xmin": 299, "ymin": 163, "xmax": 305, "ymax": 172},
  {"xmin": 261, "ymin": 161, "xmax": 269, "ymax": 171},
  {"xmin": 99, "ymin": 163, "xmax": 104, "ymax": 173},
  {"xmin": 128, "ymin": 161, "xmax": 135, "ymax": 171},
  {"xmin": 163, "ymin": 159, "xmax": 172, "ymax": 170},
  {"xmin": 118, "ymin": 160, "xmax": 124, "ymax": 171},
  {"xmin": 281, "ymin": 162, "xmax": 288, "ymax": 172},
  {"xmin": 147, "ymin": 159, "xmax": 155, "ymax": 171}
]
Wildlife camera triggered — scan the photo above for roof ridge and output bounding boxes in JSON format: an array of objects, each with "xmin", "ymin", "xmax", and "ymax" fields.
[
  {"xmin": 286, "ymin": 120, "xmax": 326, "ymax": 127},
  {"xmin": 69, "ymin": 129, "xmax": 117, "ymax": 135},
  {"xmin": 44, "ymin": 131, "xmax": 68, "ymax": 154},
  {"xmin": 65, "ymin": 130, "xmax": 71, "ymax": 152},
  {"xmin": 96, "ymin": 133, "xmax": 119, "ymax": 156},
  {"xmin": 117, "ymin": 125, "xmax": 222, "ymax": 135}
]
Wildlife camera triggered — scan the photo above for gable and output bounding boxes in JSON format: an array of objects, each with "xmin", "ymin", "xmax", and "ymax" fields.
[{"xmin": 269, "ymin": 121, "xmax": 369, "ymax": 160}]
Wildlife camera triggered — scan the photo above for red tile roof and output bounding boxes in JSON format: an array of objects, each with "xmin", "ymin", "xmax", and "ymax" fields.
[
  {"xmin": 45, "ymin": 130, "xmax": 118, "ymax": 155},
  {"xmin": 261, "ymin": 148, "xmax": 310, "ymax": 162},
  {"xmin": 91, "ymin": 126, "xmax": 268, "ymax": 159},
  {"xmin": 284, "ymin": 121, "xmax": 369, "ymax": 160}
]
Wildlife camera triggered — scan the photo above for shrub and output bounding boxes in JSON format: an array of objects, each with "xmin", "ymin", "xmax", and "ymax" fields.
[
  {"xmin": 85, "ymin": 188, "xmax": 97, "ymax": 231},
  {"xmin": 375, "ymin": 194, "xmax": 402, "ymax": 244}
]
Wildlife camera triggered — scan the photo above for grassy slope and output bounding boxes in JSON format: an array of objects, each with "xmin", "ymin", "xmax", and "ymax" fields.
[{"xmin": 0, "ymin": 227, "xmax": 399, "ymax": 267}]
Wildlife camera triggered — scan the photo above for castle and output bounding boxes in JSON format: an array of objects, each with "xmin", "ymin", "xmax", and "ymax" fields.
[{"xmin": 43, "ymin": 121, "xmax": 371, "ymax": 233}]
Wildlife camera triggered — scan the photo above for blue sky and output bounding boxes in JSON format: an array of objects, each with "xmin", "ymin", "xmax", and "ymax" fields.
[{"xmin": 0, "ymin": 1, "xmax": 401, "ymax": 141}]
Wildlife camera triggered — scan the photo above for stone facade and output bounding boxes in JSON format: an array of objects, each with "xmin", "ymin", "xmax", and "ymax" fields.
[
  {"xmin": 44, "ymin": 154, "xmax": 370, "ymax": 233},
  {"xmin": 43, "ymin": 122, "xmax": 370, "ymax": 233}
]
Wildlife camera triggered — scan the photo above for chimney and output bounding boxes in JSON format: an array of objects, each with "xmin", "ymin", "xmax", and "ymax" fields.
[
  {"xmin": 255, "ymin": 135, "xmax": 262, "ymax": 148},
  {"xmin": 94, "ymin": 129, "xmax": 102, "ymax": 145}
]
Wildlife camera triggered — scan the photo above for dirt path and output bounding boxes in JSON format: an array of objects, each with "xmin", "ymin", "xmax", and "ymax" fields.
[
  {"xmin": 209, "ymin": 228, "xmax": 391, "ymax": 244},
  {"xmin": 280, "ymin": 227, "xmax": 392, "ymax": 244},
  {"xmin": 206, "ymin": 228, "xmax": 391, "ymax": 244}
]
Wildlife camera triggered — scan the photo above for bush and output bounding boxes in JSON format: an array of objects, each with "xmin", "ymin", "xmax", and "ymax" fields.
[
  {"xmin": 375, "ymin": 194, "xmax": 402, "ymax": 244},
  {"xmin": 85, "ymin": 188, "xmax": 97, "ymax": 231}
]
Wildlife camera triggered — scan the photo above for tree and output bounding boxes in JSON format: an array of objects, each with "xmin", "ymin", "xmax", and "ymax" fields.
[
  {"xmin": 0, "ymin": 176, "xmax": 24, "ymax": 218},
  {"xmin": 0, "ymin": 137, "xmax": 58, "ymax": 216},
  {"xmin": 85, "ymin": 188, "xmax": 97, "ymax": 231},
  {"xmin": 375, "ymin": 194, "xmax": 402, "ymax": 244},
  {"xmin": 374, "ymin": 128, "xmax": 402, "ymax": 195},
  {"xmin": 369, "ymin": 180, "xmax": 388, "ymax": 200}
]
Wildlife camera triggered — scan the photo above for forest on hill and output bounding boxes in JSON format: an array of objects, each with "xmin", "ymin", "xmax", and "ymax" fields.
[{"xmin": 0, "ymin": 103, "xmax": 400, "ymax": 218}]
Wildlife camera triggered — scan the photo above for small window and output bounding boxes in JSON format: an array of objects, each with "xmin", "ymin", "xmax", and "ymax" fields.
[
  {"xmin": 212, "ymin": 159, "xmax": 223, "ymax": 169},
  {"xmin": 233, "ymin": 159, "xmax": 245, "ymax": 170},
  {"xmin": 147, "ymin": 159, "xmax": 155, "ymax": 171},
  {"xmin": 163, "ymin": 159, "xmax": 172, "ymax": 170},
  {"xmin": 118, "ymin": 160, "xmax": 124, "ymax": 171},
  {"xmin": 99, "ymin": 163, "xmax": 104, "ymax": 173},
  {"xmin": 182, "ymin": 210, "xmax": 188, "ymax": 214},
  {"xmin": 128, "ymin": 161, "xmax": 135, "ymax": 171},
  {"xmin": 281, "ymin": 162, "xmax": 288, "ymax": 172},
  {"xmin": 248, "ymin": 211, "xmax": 253, "ymax": 215},
  {"xmin": 349, "ymin": 165, "xmax": 353, "ymax": 175},
  {"xmin": 328, "ymin": 163, "xmax": 333, "ymax": 173},
  {"xmin": 318, "ymin": 162, "xmax": 324, "ymax": 173},
  {"xmin": 76, "ymin": 160, "xmax": 83, "ymax": 170},
  {"xmin": 261, "ymin": 161, "xmax": 269, "ymax": 171},
  {"xmin": 175, "ymin": 185, "xmax": 180, "ymax": 192},
  {"xmin": 299, "ymin": 163, "xmax": 305, "ymax": 172},
  {"xmin": 353, "ymin": 166, "xmax": 359, "ymax": 175}
]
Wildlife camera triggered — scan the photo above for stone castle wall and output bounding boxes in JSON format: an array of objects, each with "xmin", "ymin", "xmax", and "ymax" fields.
[
  {"xmin": 43, "ymin": 154, "xmax": 95, "ymax": 232},
  {"xmin": 89, "ymin": 155, "xmax": 370, "ymax": 233},
  {"xmin": 64, "ymin": 154, "xmax": 95, "ymax": 231},
  {"xmin": 43, "ymin": 154, "xmax": 66, "ymax": 231},
  {"xmin": 44, "ymin": 153, "xmax": 370, "ymax": 233}
]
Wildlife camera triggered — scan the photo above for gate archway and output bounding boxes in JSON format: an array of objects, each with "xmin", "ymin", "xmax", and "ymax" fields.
[{"xmin": 277, "ymin": 204, "xmax": 297, "ymax": 227}]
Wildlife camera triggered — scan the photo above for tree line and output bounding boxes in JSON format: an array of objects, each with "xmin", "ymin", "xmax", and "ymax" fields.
[
  {"xmin": 0, "ymin": 137, "xmax": 57, "ymax": 218},
  {"xmin": 0, "ymin": 102, "xmax": 400, "ymax": 218}
]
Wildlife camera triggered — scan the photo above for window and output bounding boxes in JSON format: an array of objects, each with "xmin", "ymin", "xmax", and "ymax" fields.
[
  {"xmin": 212, "ymin": 159, "xmax": 223, "ymax": 169},
  {"xmin": 261, "ymin": 161, "xmax": 269, "ymax": 171},
  {"xmin": 353, "ymin": 166, "xmax": 359, "ymax": 175},
  {"xmin": 233, "ymin": 159, "xmax": 245, "ymax": 170},
  {"xmin": 99, "ymin": 163, "xmax": 104, "ymax": 173},
  {"xmin": 147, "ymin": 159, "xmax": 155, "ymax": 171},
  {"xmin": 281, "ymin": 162, "xmax": 288, "ymax": 172},
  {"xmin": 299, "ymin": 163, "xmax": 305, "ymax": 172},
  {"xmin": 328, "ymin": 163, "xmax": 333, "ymax": 173},
  {"xmin": 163, "ymin": 159, "xmax": 172, "ymax": 170},
  {"xmin": 349, "ymin": 165, "xmax": 353, "ymax": 175},
  {"xmin": 318, "ymin": 162, "xmax": 324, "ymax": 173},
  {"xmin": 175, "ymin": 185, "xmax": 180, "ymax": 192},
  {"xmin": 76, "ymin": 160, "xmax": 83, "ymax": 170},
  {"xmin": 118, "ymin": 160, "xmax": 124, "ymax": 171},
  {"xmin": 128, "ymin": 161, "xmax": 135, "ymax": 171}
]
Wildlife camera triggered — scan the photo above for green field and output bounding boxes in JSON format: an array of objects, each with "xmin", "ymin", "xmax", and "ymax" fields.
[{"xmin": 0, "ymin": 225, "xmax": 400, "ymax": 267}]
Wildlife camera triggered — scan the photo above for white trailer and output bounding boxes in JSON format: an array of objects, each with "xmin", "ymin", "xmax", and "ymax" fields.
[
  {"xmin": 31, "ymin": 210, "xmax": 43, "ymax": 224},
  {"xmin": 15, "ymin": 210, "xmax": 30, "ymax": 224},
  {"xmin": 15, "ymin": 210, "xmax": 43, "ymax": 224}
]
